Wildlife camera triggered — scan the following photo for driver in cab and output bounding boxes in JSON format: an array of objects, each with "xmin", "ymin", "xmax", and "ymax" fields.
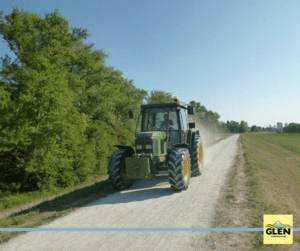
[{"xmin": 159, "ymin": 114, "xmax": 174, "ymax": 130}]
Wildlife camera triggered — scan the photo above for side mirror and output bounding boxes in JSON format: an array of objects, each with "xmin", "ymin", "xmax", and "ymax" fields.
[
  {"xmin": 189, "ymin": 122, "xmax": 195, "ymax": 129},
  {"xmin": 129, "ymin": 111, "xmax": 133, "ymax": 119},
  {"xmin": 188, "ymin": 106, "xmax": 195, "ymax": 115}
]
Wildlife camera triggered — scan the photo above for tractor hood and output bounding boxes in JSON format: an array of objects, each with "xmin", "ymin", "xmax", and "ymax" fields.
[{"xmin": 135, "ymin": 131, "xmax": 166, "ymax": 156}]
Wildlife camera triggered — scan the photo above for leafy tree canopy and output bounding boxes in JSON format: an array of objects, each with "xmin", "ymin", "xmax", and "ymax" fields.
[
  {"xmin": 146, "ymin": 90, "xmax": 173, "ymax": 104},
  {"xmin": 0, "ymin": 8, "xmax": 146, "ymax": 192}
]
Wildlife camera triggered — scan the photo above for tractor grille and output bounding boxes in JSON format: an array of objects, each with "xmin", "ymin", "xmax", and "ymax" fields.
[{"xmin": 135, "ymin": 138, "xmax": 155, "ymax": 154}]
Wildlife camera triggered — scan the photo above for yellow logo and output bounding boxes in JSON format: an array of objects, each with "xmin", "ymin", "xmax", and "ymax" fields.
[{"xmin": 264, "ymin": 215, "xmax": 293, "ymax": 244}]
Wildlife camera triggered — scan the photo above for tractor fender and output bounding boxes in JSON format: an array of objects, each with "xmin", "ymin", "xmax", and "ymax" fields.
[{"xmin": 114, "ymin": 145, "xmax": 135, "ymax": 155}]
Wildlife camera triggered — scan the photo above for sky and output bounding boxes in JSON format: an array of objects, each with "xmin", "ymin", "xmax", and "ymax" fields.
[{"xmin": 1, "ymin": 0, "xmax": 299, "ymax": 127}]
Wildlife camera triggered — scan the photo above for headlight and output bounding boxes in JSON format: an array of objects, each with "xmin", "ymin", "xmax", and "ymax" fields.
[
  {"xmin": 136, "ymin": 145, "xmax": 142, "ymax": 150},
  {"xmin": 146, "ymin": 145, "xmax": 152, "ymax": 149}
]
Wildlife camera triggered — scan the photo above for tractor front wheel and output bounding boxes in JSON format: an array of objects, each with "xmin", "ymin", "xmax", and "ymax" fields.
[
  {"xmin": 168, "ymin": 147, "xmax": 191, "ymax": 191},
  {"xmin": 108, "ymin": 149, "xmax": 132, "ymax": 190}
]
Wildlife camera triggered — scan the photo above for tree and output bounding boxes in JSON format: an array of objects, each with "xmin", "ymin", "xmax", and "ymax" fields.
[
  {"xmin": 189, "ymin": 100, "xmax": 227, "ymax": 133},
  {"xmin": 283, "ymin": 123, "xmax": 300, "ymax": 133},
  {"xmin": 0, "ymin": 9, "xmax": 146, "ymax": 192},
  {"xmin": 189, "ymin": 100, "xmax": 207, "ymax": 118},
  {"xmin": 202, "ymin": 110, "xmax": 220, "ymax": 126},
  {"xmin": 239, "ymin": 121, "xmax": 248, "ymax": 133},
  {"xmin": 146, "ymin": 90, "xmax": 173, "ymax": 104},
  {"xmin": 219, "ymin": 121, "xmax": 228, "ymax": 132},
  {"xmin": 251, "ymin": 125, "xmax": 258, "ymax": 132},
  {"xmin": 0, "ymin": 9, "xmax": 93, "ymax": 191},
  {"xmin": 226, "ymin": 120, "xmax": 239, "ymax": 133}
]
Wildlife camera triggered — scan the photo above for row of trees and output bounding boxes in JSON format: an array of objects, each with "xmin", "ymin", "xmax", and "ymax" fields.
[
  {"xmin": 283, "ymin": 123, "xmax": 300, "ymax": 133},
  {"xmin": 0, "ymin": 9, "xmax": 147, "ymax": 193},
  {"xmin": 249, "ymin": 124, "xmax": 300, "ymax": 133},
  {"xmin": 226, "ymin": 120, "xmax": 248, "ymax": 133}
]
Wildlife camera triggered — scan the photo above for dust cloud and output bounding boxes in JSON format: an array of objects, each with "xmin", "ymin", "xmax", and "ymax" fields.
[{"xmin": 189, "ymin": 115, "xmax": 226, "ymax": 148}]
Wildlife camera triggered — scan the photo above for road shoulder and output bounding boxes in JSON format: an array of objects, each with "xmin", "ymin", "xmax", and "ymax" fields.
[{"xmin": 206, "ymin": 136, "xmax": 255, "ymax": 250}]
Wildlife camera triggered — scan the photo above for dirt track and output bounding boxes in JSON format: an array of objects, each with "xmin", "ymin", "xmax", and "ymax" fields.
[{"xmin": 1, "ymin": 134, "xmax": 239, "ymax": 251}]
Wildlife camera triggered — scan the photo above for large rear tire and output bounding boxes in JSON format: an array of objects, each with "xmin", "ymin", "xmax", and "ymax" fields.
[
  {"xmin": 191, "ymin": 135, "xmax": 203, "ymax": 177},
  {"xmin": 108, "ymin": 149, "xmax": 132, "ymax": 190},
  {"xmin": 168, "ymin": 148, "xmax": 191, "ymax": 191}
]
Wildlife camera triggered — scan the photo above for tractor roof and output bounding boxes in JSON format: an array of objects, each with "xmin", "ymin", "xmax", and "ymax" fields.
[{"xmin": 141, "ymin": 101, "xmax": 188, "ymax": 110}]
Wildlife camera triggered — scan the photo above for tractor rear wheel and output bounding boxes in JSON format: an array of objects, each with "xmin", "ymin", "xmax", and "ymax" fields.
[
  {"xmin": 168, "ymin": 147, "xmax": 191, "ymax": 191},
  {"xmin": 191, "ymin": 135, "xmax": 203, "ymax": 176},
  {"xmin": 108, "ymin": 149, "xmax": 132, "ymax": 190}
]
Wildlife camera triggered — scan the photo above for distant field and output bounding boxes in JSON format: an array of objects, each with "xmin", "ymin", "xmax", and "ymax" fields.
[
  {"xmin": 241, "ymin": 133, "xmax": 300, "ymax": 250},
  {"xmin": 249, "ymin": 133, "xmax": 300, "ymax": 155}
]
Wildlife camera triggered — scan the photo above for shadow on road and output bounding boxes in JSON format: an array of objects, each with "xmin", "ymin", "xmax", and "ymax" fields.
[
  {"xmin": 9, "ymin": 174, "xmax": 175, "ymax": 217},
  {"xmin": 87, "ymin": 173, "xmax": 174, "ymax": 207}
]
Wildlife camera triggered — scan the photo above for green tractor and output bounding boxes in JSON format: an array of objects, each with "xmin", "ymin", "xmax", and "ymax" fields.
[{"xmin": 108, "ymin": 98, "xmax": 203, "ymax": 191}]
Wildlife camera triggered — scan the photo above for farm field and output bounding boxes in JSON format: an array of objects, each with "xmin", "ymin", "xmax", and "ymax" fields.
[{"xmin": 241, "ymin": 133, "xmax": 300, "ymax": 250}]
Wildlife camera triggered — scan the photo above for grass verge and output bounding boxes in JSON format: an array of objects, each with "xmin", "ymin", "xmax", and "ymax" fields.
[
  {"xmin": 0, "ymin": 173, "xmax": 108, "ymax": 212},
  {"xmin": 209, "ymin": 136, "xmax": 255, "ymax": 250},
  {"xmin": 0, "ymin": 178, "xmax": 114, "ymax": 243},
  {"xmin": 241, "ymin": 133, "xmax": 300, "ymax": 250}
]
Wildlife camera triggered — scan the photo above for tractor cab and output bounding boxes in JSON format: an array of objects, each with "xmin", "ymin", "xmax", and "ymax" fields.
[{"xmin": 139, "ymin": 101, "xmax": 193, "ymax": 147}]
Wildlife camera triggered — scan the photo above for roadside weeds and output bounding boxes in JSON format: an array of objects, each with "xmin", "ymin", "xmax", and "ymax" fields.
[{"xmin": 0, "ymin": 178, "xmax": 114, "ymax": 243}]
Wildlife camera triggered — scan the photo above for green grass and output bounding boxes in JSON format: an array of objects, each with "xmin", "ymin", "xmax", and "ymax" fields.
[
  {"xmin": 0, "ymin": 174, "xmax": 107, "ymax": 211},
  {"xmin": 247, "ymin": 133, "xmax": 300, "ymax": 155},
  {"xmin": 241, "ymin": 133, "xmax": 300, "ymax": 250},
  {"xmin": 0, "ymin": 178, "xmax": 114, "ymax": 243},
  {"xmin": 0, "ymin": 189, "xmax": 63, "ymax": 211}
]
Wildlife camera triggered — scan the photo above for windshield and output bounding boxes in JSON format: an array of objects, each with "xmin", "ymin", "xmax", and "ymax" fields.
[{"xmin": 142, "ymin": 108, "xmax": 178, "ymax": 131}]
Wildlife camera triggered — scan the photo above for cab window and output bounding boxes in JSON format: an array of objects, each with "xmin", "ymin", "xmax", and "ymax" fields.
[
  {"xmin": 142, "ymin": 108, "xmax": 179, "ymax": 131},
  {"xmin": 179, "ymin": 109, "xmax": 187, "ymax": 131}
]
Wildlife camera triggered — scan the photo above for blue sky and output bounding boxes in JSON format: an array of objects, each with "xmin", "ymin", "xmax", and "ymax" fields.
[{"xmin": 1, "ymin": 0, "xmax": 299, "ymax": 127}]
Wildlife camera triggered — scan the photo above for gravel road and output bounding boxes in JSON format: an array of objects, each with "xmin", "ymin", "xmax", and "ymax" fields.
[{"xmin": 1, "ymin": 134, "xmax": 239, "ymax": 251}]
